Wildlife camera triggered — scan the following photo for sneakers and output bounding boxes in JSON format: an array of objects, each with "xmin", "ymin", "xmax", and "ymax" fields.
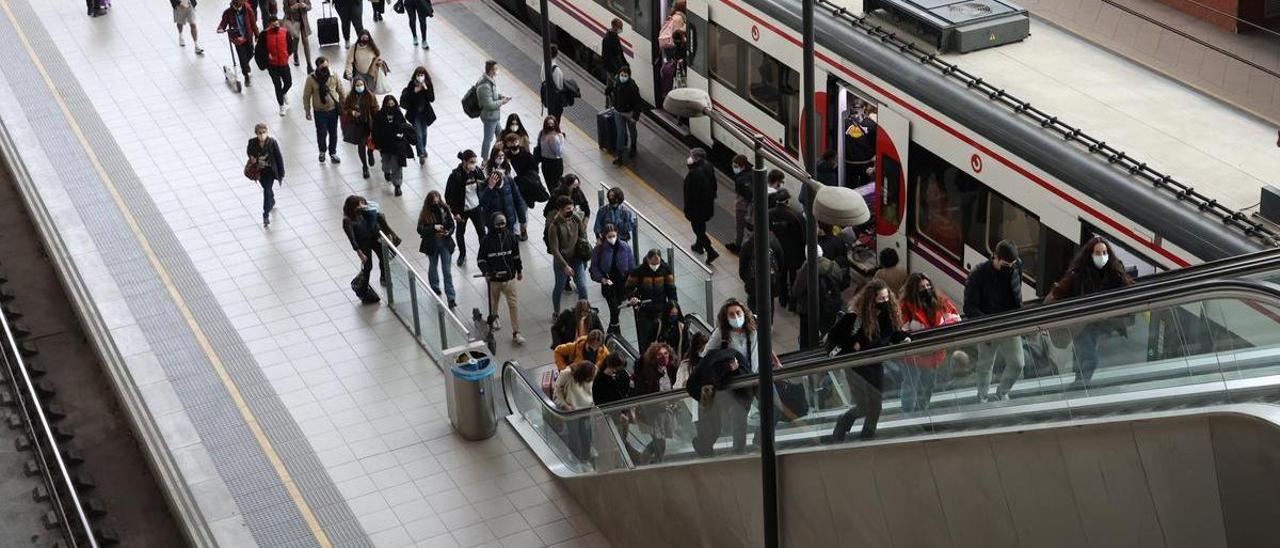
[
  {"xmin": 279, "ymin": 104, "xmax": 288, "ymax": 116},
  {"xmin": 422, "ymin": 42, "xmax": 430, "ymax": 50},
  {"xmin": 244, "ymin": 73, "xmax": 252, "ymax": 87},
  {"xmin": 513, "ymin": 332, "xmax": 526, "ymax": 345},
  {"xmin": 179, "ymin": 35, "xmax": 186, "ymax": 47},
  {"xmin": 418, "ymin": 156, "xmax": 426, "ymax": 167},
  {"xmin": 329, "ymin": 154, "xmax": 341, "ymax": 164},
  {"xmin": 194, "ymin": 43, "xmax": 204, "ymax": 55},
  {"xmin": 705, "ymin": 249, "xmax": 720, "ymax": 266},
  {"xmin": 448, "ymin": 299, "xmax": 457, "ymax": 309},
  {"xmin": 318, "ymin": 153, "xmax": 326, "ymax": 164},
  {"xmin": 413, "ymin": 40, "xmax": 420, "ymax": 46}
]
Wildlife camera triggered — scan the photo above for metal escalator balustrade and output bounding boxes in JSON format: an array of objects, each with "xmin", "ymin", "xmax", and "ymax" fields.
[{"xmin": 505, "ymin": 275, "xmax": 1280, "ymax": 476}]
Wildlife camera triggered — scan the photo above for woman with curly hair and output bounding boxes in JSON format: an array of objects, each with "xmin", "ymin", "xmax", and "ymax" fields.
[{"xmin": 824, "ymin": 278, "xmax": 910, "ymax": 442}]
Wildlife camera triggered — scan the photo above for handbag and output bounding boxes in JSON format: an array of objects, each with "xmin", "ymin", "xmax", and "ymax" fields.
[
  {"xmin": 243, "ymin": 157, "xmax": 261, "ymax": 181},
  {"xmin": 370, "ymin": 58, "xmax": 391, "ymax": 94},
  {"xmin": 393, "ymin": 0, "xmax": 405, "ymax": 14}
]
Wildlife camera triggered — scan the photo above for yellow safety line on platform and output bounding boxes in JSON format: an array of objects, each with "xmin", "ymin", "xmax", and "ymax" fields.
[{"xmin": 0, "ymin": 1, "xmax": 334, "ymax": 545}]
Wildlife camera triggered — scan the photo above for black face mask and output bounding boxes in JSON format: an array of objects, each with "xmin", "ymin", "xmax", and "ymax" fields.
[
  {"xmin": 876, "ymin": 301, "xmax": 891, "ymax": 315},
  {"xmin": 920, "ymin": 289, "xmax": 935, "ymax": 307}
]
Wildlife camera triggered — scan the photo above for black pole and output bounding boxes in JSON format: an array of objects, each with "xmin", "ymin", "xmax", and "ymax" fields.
[
  {"xmin": 539, "ymin": 0, "xmax": 556, "ymax": 115},
  {"xmin": 753, "ymin": 136, "xmax": 779, "ymax": 548},
  {"xmin": 802, "ymin": 0, "xmax": 820, "ymax": 349}
]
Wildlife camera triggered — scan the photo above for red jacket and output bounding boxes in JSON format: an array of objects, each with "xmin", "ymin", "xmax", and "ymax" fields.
[
  {"xmin": 217, "ymin": 4, "xmax": 259, "ymax": 44},
  {"xmin": 901, "ymin": 298, "xmax": 960, "ymax": 369},
  {"xmin": 261, "ymin": 26, "xmax": 294, "ymax": 67}
]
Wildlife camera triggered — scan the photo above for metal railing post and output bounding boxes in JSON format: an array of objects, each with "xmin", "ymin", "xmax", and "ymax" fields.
[
  {"xmin": 704, "ymin": 278, "xmax": 714, "ymax": 321},
  {"xmin": 409, "ymin": 281, "xmax": 422, "ymax": 338}
]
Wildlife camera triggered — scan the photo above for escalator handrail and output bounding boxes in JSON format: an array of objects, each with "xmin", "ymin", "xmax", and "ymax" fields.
[{"xmin": 504, "ymin": 277, "xmax": 1280, "ymax": 419}]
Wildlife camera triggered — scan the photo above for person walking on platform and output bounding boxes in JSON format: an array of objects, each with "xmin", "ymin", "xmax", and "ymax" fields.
[
  {"xmin": 477, "ymin": 61, "xmax": 511, "ymax": 159},
  {"xmin": 537, "ymin": 116, "xmax": 566, "ymax": 190},
  {"xmin": 332, "ymin": 0, "xmax": 364, "ymax": 47},
  {"xmin": 1044, "ymin": 236, "xmax": 1134, "ymax": 387},
  {"xmin": 342, "ymin": 195, "xmax": 398, "ymax": 288},
  {"xmin": 739, "ymin": 223, "xmax": 782, "ymax": 321},
  {"xmin": 171, "ymin": 0, "xmax": 205, "ymax": 55},
  {"xmin": 303, "ymin": 56, "xmax": 344, "ymax": 164},
  {"xmin": 589, "ymin": 224, "xmax": 635, "ymax": 335},
  {"xmin": 345, "ymin": 30, "xmax": 388, "ymax": 90},
  {"xmin": 417, "ymin": 191, "xmax": 457, "ymax": 308},
  {"xmin": 341, "ymin": 78, "xmax": 378, "ymax": 178},
  {"xmin": 478, "ymin": 167, "xmax": 527, "ymax": 239},
  {"xmin": 477, "ymin": 214, "xmax": 526, "ymax": 345},
  {"xmin": 499, "ymin": 114, "xmax": 532, "ymax": 151},
  {"xmin": 727, "ymin": 154, "xmax": 751, "ymax": 255},
  {"xmin": 247, "ymin": 0, "xmax": 273, "ymax": 30},
  {"xmin": 246, "ymin": 123, "xmax": 285, "ymax": 227},
  {"xmin": 400, "ymin": 66, "xmax": 437, "ymax": 167},
  {"xmin": 626, "ymin": 249, "xmax": 677, "ymax": 353},
  {"xmin": 445, "ymin": 150, "xmax": 487, "ymax": 267},
  {"xmin": 404, "ymin": 0, "xmax": 434, "ymax": 49},
  {"xmin": 372, "ymin": 95, "xmax": 413, "ymax": 196},
  {"xmin": 610, "ymin": 66, "xmax": 642, "ymax": 166},
  {"xmin": 824, "ymin": 279, "xmax": 910, "ymax": 442},
  {"xmin": 963, "ymin": 240, "xmax": 1025, "ymax": 402},
  {"xmin": 256, "ymin": 16, "xmax": 298, "ymax": 116},
  {"xmin": 682, "ymin": 148, "xmax": 719, "ymax": 266},
  {"xmin": 217, "ymin": 0, "xmax": 259, "ymax": 86},
  {"xmin": 594, "ymin": 187, "xmax": 636, "ymax": 241},
  {"xmin": 548, "ymin": 196, "xmax": 591, "ymax": 317},
  {"xmin": 370, "ymin": 0, "xmax": 386, "ymax": 22},
  {"xmin": 600, "ymin": 18, "xmax": 626, "ymax": 86},
  {"xmin": 769, "ymin": 187, "xmax": 805, "ymax": 310},
  {"xmin": 280, "ymin": 0, "xmax": 313, "ymax": 71}
]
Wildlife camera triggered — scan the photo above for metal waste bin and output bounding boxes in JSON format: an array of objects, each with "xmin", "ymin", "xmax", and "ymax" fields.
[{"xmin": 446, "ymin": 355, "xmax": 498, "ymax": 440}]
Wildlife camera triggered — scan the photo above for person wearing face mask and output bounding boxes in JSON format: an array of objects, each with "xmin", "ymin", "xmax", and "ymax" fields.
[
  {"xmin": 682, "ymin": 148, "xmax": 719, "ymax": 265},
  {"xmin": 1046, "ymin": 236, "xmax": 1134, "ymax": 386},
  {"xmin": 553, "ymin": 329, "xmax": 610, "ymax": 371},
  {"xmin": 476, "ymin": 213, "xmax": 525, "ymax": 345},
  {"xmin": 627, "ymin": 249, "xmax": 678, "ymax": 352},
  {"xmin": 280, "ymin": 0, "xmax": 312, "ymax": 71},
  {"xmin": 594, "ymin": 187, "xmax": 636, "ymax": 242},
  {"xmin": 589, "ymin": 224, "xmax": 635, "ymax": 335},
  {"xmin": 372, "ymin": 95, "xmax": 413, "ymax": 196},
  {"xmin": 342, "ymin": 195, "xmax": 399, "ymax": 291},
  {"xmin": 404, "ymin": 0, "xmax": 433, "ymax": 49},
  {"xmin": 478, "ymin": 162, "xmax": 527, "ymax": 238},
  {"xmin": 963, "ymin": 239, "xmax": 1025, "ymax": 402},
  {"xmin": 899, "ymin": 273, "xmax": 962, "ymax": 412},
  {"xmin": 303, "ymin": 57, "xmax": 345, "ymax": 164},
  {"xmin": 768, "ymin": 182, "xmax": 805, "ymax": 311},
  {"xmin": 655, "ymin": 301, "xmax": 688, "ymax": 359},
  {"xmin": 484, "ymin": 146, "xmax": 527, "ymax": 237},
  {"xmin": 498, "ymin": 114, "xmax": 531, "ymax": 151},
  {"xmin": 634, "ymin": 342, "xmax": 678, "ymax": 462},
  {"xmin": 245, "ymin": 122, "xmax": 285, "ymax": 227},
  {"xmin": 544, "ymin": 174, "xmax": 589, "ymax": 224},
  {"xmin": 331, "ymin": 0, "xmax": 364, "ymax": 48},
  {"xmin": 726, "ymin": 155, "xmax": 752, "ymax": 255},
  {"xmin": 344, "ymin": 30, "xmax": 387, "ymax": 90},
  {"xmin": 399, "ymin": 66, "xmax": 436, "ymax": 167},
  {"xmin": 551, "ymin": 299, "xmax": 604, "ymax": 350},
  {"xmin": 340, "ymin": 78, "xmax": 378, "ymax": 178},
  {"xmin": 547, "ymin": 196, "xmax": 591, "ymax": 316},
  {"xmin": 824, "ymin": 279, "xmax": 910, "ymax": 442},
  {"xmin": 701, "ymin": 298, "xmax": 762, "ymax": 375},
  {"xmin": 217, "ymin": 0, "xmax": 259, "ymax": 86},
  {"xmin": 506, "ymin": 134, "xmax": 546, "ymax": 211},
  {"xmin": 477, "ymin": 61, "xmax": 512, "ymax": 159},
  {"xmin": 417, "ymin": 190, "xmax": 457, "ymax": 307},
  {"xmin": 255, "ymin": 16, "xmax": 298, "ymax": 116},
  {"xmin": 445, "ymin": 150, "xmax": 487, "ymax": 266},
  {"xmin": 691, "ymin": 300, "xmax": 755, "ymax": 456},
  {"xmin": 791, "ymin": 244, "xmax": 848, "ymax": 341},
  {"xmin": 552, "ymin": 360, "xmax": 597, "ymax": 461},
  {"xmin": 537, "ymin": 116, "xmax": 566, "ymax": 190},
  {"xmin": 610, "ymin": 66, "xmax": 642, "ymax": 166}
]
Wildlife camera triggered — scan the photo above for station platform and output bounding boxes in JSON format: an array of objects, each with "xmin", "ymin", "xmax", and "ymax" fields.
[{"xmin": 0, "ymin": 0, "xmax": 798, "ymax": 547}]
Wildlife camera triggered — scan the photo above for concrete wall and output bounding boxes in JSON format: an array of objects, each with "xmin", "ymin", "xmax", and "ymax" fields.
[{"xmin": 567, "ymin": 412, "xmax": 1280, "ymax": 547}]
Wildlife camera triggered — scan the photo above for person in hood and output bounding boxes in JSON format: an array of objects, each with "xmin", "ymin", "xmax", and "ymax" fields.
[
  {"xmin": 476, "ymin": 213, "xmax": 525, "ymax": 345},
  {"xmin": 682, "ymin": 147, "xmax": 719, "ymax": 266},
  {"xmin": 824, "ymin": 279, "xmax": 910, "ymax": 442},
  {"xmin": 1046, "ymin": 236, "xmax": 1134, "ymax": 386}
]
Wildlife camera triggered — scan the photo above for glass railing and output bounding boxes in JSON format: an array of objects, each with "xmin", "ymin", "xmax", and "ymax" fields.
[
  {"xmin": 380, "ymin": 233, "xmax": 483, "ymax": 369},
  {"xmin": 504, "ymin": 277, "xmax": 1280, "ymax": 475},
  {"xmin": 595, "ymin": 183, "xmax": 715, "ymax": 322}
]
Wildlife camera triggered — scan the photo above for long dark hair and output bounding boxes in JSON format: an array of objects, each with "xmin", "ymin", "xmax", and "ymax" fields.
[
  {"xmin": 355, "ymin": 30, "xmax": 381, "ymax": 57},
  {"xmin": 853, "ymin": 278, "xmax": 901, "ymax": 342},
  {"xmin": 900, "ymin": 272, "xmax": 950, "ymax": 320},
  {"xmin": 1050, "ymin": 236, "xmax": 1134, "ymax": 300},
  {"xmin": 539, "ymin": 115, "xmax": 561, "ymax": 138},
  {"xmin": 715, "ymin": 298, "xmax": 757, "ymax": 335},
  {"xmin": 418, "ymin": 191, "xmax": 450, "ymax": 226},
  {"xmin": 504, "ymin": 113, "xmax": 528, "ymax": 138},
  {"xmin": 408, "ymin": 65, "xmax": 432, "ymax": 88},
  {"xmin": 342, "ymin": 195, "xmax": 366, "ymax": 220}
]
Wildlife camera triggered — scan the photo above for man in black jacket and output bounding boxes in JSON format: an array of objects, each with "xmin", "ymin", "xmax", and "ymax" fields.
[
  {"xmin": 767, "ymin": 178, "xmax": 805, "ymax": 309},
  {"xmin": 477, "ymin": 214, "xmax": 526, "ymax": 345},
  {"xmin": 963, "ymin": 239, "xmax": 1025, "ymax": 402},
  {"xmin": 682, "ymin": 147, "xmax": 719, "ymax": 265},
  {"xmin": 600, "ymin": 19, "xmax": 626, "ymax": 83},
  {"xmin": 611, "ymin": 66, "xmax": 642, "ymax": 166}
]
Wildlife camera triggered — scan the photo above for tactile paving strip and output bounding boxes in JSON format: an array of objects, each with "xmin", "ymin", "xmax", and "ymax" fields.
[{"xmin": 0, "ymin": 1, "xmax": 371, "ymax": 546}]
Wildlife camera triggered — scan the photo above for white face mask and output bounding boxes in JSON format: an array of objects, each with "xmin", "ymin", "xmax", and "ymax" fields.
[
  {"xmin": 606, "ymin": 236, "xmax": 618, "ymax": 245},
  {"xmin": 1092, "ymin": 254, "xmax": 1109, "ymax": 269},
  {"xmin": 728, "ymin": 315, "xmax": 745, "ymax": 329},
  {"xmin": 648, "ymin": 262, "xmax": 660, "ymax": 271},
  {"xmin": 686, "ymin": 156, "xmax": 696, "ymax": 165},
  {"xmin": 509, "ymin": 124, "xmax": 519, "ymax": 131},
  {"xmin": 619, "ymin": 75, "xmax": 629, "ymax": 83},
  {"xmin": 732, "ymin": 166, "xmax": 743, "ymax": 175},
  {"xmin": 354, "ymin": 85, "xmax": 366, "ymax": 93},
  {"xmin": 416, "ymin": 75, "xmax": 426, "ymax": 83}
]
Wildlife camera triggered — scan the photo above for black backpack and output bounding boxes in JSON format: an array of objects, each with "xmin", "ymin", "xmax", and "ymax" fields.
[
  {"xmin": 461, "ymin": 84, "xmax": 482, "ymax": 118},
  {"xmin": 816, "ymin": 270, "xmax": 844, "ymax": 328}
]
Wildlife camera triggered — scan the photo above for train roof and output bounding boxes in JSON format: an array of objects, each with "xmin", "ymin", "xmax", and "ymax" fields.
[{"xmin": 748, "ymin": 0, "xmax": 1274, "ymax": 259}]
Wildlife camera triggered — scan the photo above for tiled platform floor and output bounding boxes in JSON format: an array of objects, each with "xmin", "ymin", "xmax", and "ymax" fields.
[{"xmin": 0, "ymin": 0, "xmax": 798, "ymax": 546}]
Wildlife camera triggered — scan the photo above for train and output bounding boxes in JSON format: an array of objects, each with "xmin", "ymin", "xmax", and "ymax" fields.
[{"xmin": 490, "ymin": 0, "xmax": 1269, "ymax": 300}]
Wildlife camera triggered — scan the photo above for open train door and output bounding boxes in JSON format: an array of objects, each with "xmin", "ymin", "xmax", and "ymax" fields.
[
  {"xmin": 652, "ymin": 0, "xmax": 711, "ymax": 140},
  {"xmin": 875, "ymin": 106, "xmax": 910, "ymax": 263}
]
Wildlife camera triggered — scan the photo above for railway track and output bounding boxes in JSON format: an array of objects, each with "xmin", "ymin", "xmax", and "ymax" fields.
[{"xmin": 0, "ymin": 156, "xmax": 185, "ymax": 546}]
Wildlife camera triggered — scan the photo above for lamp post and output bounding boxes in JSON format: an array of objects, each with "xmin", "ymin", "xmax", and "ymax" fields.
[
  {"xmin": 664, "ymin": 88, "xmax": 868, "ymax": 548},
  {"xmin": 539, "ymin": 0, "xmax": 557, "ymax": 116},
  {"xmin": 802, "ymin": 0, "xmax": 820, "ymax": 348}
]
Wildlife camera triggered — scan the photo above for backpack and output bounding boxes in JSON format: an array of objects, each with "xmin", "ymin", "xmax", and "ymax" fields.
[
  {"xmin": 816, "ymin": 271, "xmax": 843, "ymax": 328},
  {"xmin": 658, "ymin": 16, "xmax": 677, "ymax": 50},
  {"xmin": 461, "ymin": 83, "xmax": 482, "ymax": 118}
]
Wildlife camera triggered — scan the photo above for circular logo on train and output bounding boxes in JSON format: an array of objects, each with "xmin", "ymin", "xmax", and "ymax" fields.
[
  {"xmin": 970, "ymin": 154, "xmax": 983, "ymax": 173},
  {"xmin": 751, "ymin": 25, "xmax": 760, "ymax": 41}
]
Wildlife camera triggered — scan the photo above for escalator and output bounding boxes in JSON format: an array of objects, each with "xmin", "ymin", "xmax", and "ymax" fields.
[{"xmin": 505, "ymin": 249, "xmax": 1280, "ymax": 546}]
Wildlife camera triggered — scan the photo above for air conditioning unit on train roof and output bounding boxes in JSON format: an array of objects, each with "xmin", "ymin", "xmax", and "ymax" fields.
[{"xmin": 864, "ymin": 0, "xmax": 1031, "ymax": 54}]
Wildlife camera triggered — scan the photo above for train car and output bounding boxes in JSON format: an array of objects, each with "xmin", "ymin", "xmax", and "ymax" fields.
[{"xmin": 493, "ymin": 0, "xmax": 1271, "ymax": 301}]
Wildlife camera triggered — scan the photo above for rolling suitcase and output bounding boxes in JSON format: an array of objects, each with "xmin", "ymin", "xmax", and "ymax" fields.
[
  {"xmin": 317, "ymin": 2, "xmax": 340, "ymax": 47},
  {"xmin": 596, "ymin": 109, "xmax": 617, "ymax": 151},
  {"xmin": 350, "ymin": 272, "xmax": 381, "ymax": 304}
]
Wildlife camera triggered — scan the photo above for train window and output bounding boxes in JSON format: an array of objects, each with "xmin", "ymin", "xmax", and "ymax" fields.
[
  {"xmin": 632, "ymin": 0, "xmax": 650, "ymax": 40},
  {"xmin": 595, "ymin": 0, "xmax": 633, "ymax": 23},
  {"xmin": 747, "ymin": 48, "xmax": 781, "ymax": 116},
  {"xmin": 986, "ymin": 194, "xmax": 1041, "ymax": 286},
  {"xmin": 708, "ymin": 24, "xmax": 742, "ymax": 91},
  {"xmin": 910, "ymin": 143, "xmax": 984, "ymax": 263},
  {"xmin": 686, "ymin": 13, "xmax": 707, "ymax": 74},
  {"xmin": 780, "ymin": 66, "xmax": 800, "ymax": 153},
  {"xmin": 880, "ymin": 156, "xmax": 904, "ymax": 229}
]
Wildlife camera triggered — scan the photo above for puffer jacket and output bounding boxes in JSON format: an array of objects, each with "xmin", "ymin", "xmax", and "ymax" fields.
[{"xmin": 625, "ymin": 261, "xmax": 677, "ymax": 312}]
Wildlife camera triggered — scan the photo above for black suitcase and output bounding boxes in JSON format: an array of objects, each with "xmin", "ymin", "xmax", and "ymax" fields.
[
  {"xmin": 350, "ymin": 273, "xmax": 381, "ymax": 304},
  {"xmin": 596, "ymin": 109, "xmax": 616, "ymax": 151},
  {"xmin": 317, "ymin": 3, "xmax": 340, "ymax": 47}
]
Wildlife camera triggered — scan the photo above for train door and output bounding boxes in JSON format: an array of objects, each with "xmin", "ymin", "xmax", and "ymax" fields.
[
  {"xmin": 875, "ymin": 106, "xmax": 910, "ymax": 262},
  {"xmin": 651, "ymin": 0, "xmax": 711, "ymax": 139}
]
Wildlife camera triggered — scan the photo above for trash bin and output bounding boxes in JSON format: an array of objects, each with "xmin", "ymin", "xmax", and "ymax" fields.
[{"xmin": 446, "ymin": 355, "xmax": 499, "ymax": 440}]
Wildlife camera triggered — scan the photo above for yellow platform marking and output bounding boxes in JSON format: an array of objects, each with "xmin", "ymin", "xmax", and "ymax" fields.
[{"xmin": 0, "ymin": 1, "xmax": 332, "ymax": 545}]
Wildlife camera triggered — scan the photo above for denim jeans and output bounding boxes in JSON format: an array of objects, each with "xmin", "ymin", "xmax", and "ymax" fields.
[
  {"xmin": 412, "ymin": 119, "xmax": 429, "ymax": 158},
  {"xmin": 259, "ymin": 168, "xmax": 277, "ymax": 216},
  {"xmin": 426, "ymin": 248, "xmax": 455, "ymax": 300},
  {"xmin": 899, "ymin": 362, "xmax": 937, "ymax": 413},
  {"xmin": 1072, "ymin": 324, "xmax": 1106, "ymax": 383},
  {"xmin": 314, "ymin": 110, "xmax": 339, "ymax": 155},
  {"xmin": 613, "ymin": 112, "xmax": 638, "ymax": 155},
  {"xmin": 481, "ymin": 118, "xmax": 501, "ymax": 159},
  {"xmin": 552, "ymin": 261, "xmax": 588, "ymax": 313}
]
